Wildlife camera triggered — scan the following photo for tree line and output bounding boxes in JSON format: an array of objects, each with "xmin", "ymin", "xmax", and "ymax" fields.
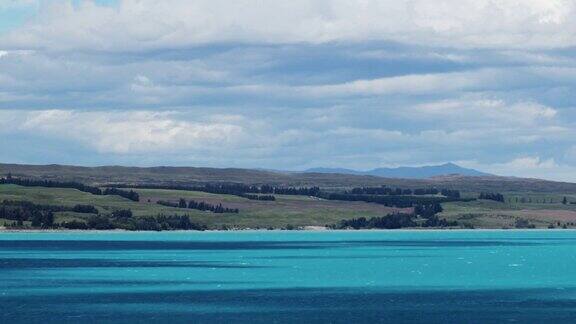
[
  {"xmin": 479, "ymin": 192, "xmax": 505, "ymax": 202},
  {"xmin": 102, "ymin": 188, "xmax": 140, "ymax": 201},
  {"xmin": 347, "ymin": 186, "xmax": 461, "ymax": 198},
  {"xmin": 507, "ymin": 196, "xmax": 571, "ymax": 204},
  {"xmin": 237, "ymin": 193, "xmax": 276, "ymax": 201},
  {"xmin": 1, "ymin": 176, "xmax": 102, "ymax": 195},
  {"xmin": 156, "ymin": 198, "xmax": 239, "ymax": 213},
  {"xmin": 320, "ymin": 187, "xmax": 466, "ymax": 207},
  {"xmin": 107, "ymin": 183, "xmax": 470, "ymax": 208},
  {"xmin": 331, "ymin": 202, "xmax": 456, "ymax": 229},
  {"xmin": 107, "ymin": 183, "xmax": 320, "ymax": 198},
  {"xmin": 1, "ymin": 200, "xmax": 98, "ymax": 214},
  {"xmin": 1, "ymin": 200, "xmax": 206, "ymax": 231},
  {"xmin": 0, "ymin": 200, "xmax": 100, "ymax": 228},
  {"xmin": 59, "ymin": 209, "xmax": 206, "ymax": 231},
  {"xmin": 331, "ymin": 213, "xmax": 416, "ymax": 229},
  {"xmin": 319, "ymin": 192, "xmax": 466, "ymax": 208},
  {"xmin": 1, "ymin": 176, "xmax": 139, "ymax": 201}
]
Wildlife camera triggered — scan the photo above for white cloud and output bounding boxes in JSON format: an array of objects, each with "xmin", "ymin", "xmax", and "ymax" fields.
[
  {"xmin": 3, "ymin": 0, "xmax": 576, "ymax": 51},
  {"xmin": 460, "ymin": 156, "xmax": 576, "ymax": 182},
  {"xmin": 501, "ymin": 156, "xmax": 558, "ymax": 170},
  {"xmin": 412, "ymin": 98, "xmax": 558, "ymax": 126},
  {"xmin": 0, "ymin": 103, "xmax": 575, "ymax": 177},
  {"xmin": 296, "ymin": 66, "xmax": 576, "ymax": 98},
  {"xmin": 7, "ymin": 109, "xmax": 244, "ymax": 154},
  {"xmin": 302, "ymin": 71, "xmax": 481, "ymax": 96}
]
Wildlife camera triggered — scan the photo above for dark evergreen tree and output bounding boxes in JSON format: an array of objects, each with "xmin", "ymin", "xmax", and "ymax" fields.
[
  {"xmin": 158, "ymin": 198, "xmax": 238, "ymax": 213},
  {"xmin": 479, "ymin": 192, "xmax": 505, "ymax": 202},
  {"xmin": 103, "ymin": 188, "xmax": 139, "ymax": 201}
]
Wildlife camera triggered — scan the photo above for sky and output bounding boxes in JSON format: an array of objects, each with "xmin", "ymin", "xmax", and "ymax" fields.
[{"xmin": 0, "ymin": 0, "xmax": 576, "ymax": 181}]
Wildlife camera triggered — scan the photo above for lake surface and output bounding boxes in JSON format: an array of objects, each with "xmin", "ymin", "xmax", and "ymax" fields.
[{"xmin": 1, "ymin": 230, "xmax": 576, "ymax": 323}]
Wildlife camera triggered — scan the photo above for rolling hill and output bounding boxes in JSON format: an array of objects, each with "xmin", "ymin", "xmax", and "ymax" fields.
[
  {"xmin": 2, "ymin": 162, "xmax": 576, "ymax": 230},
  {"xmin": 1, "ymin": 163, "xmax": 576, "ymax": 193}
]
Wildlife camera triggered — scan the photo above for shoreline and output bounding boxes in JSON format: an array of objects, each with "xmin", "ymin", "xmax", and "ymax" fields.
[{"xmin": 1, "ymin": 227, "xmax": 574, "ymax": 234}]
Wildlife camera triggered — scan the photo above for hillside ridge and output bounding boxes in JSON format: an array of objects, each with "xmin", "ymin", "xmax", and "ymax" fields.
[{"xmin": 1, "ymin": 162, "xmax": 576, "ymax": 193}]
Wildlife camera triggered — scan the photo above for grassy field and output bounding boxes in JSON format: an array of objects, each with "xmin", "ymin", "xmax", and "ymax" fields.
[
  {"xmin": 441, "ymin": 192, "xmax": 576, "ymax": 228},
  {"xmin": 127, "ymin": 188, "xmax": 411, "ymax": 228},
  {"xmin": 0, "ymin": 185, "xmax": 408, "ymax": 229},
  {"xmin": 3, "ymin": 184, "xmax": 576, "ymax": 229}
]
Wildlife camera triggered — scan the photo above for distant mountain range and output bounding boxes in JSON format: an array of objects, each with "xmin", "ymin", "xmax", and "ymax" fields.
[{"xmin": 304, "ymin": 163, "xmax": 491, "ymax": 179}]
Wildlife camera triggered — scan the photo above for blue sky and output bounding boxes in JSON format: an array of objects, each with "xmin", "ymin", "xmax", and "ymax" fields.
[{"xmin": 1, "ymin": 0, "xmax": 576, "ymax": 181}]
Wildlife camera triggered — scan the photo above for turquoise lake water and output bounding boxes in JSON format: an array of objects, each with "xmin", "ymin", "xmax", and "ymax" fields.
[{"xmin": 1, "ymin": 230, "xmax": 576, "ymax": 323}]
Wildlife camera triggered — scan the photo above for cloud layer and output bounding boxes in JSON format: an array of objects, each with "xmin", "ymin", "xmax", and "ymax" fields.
[
  {"xmin": 4, "ymin": 0, "xmax": 576, "ymax": 50},
  {"xmin": 1, "ymin": 0, "xmax": 576, "ymax": 181}
]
